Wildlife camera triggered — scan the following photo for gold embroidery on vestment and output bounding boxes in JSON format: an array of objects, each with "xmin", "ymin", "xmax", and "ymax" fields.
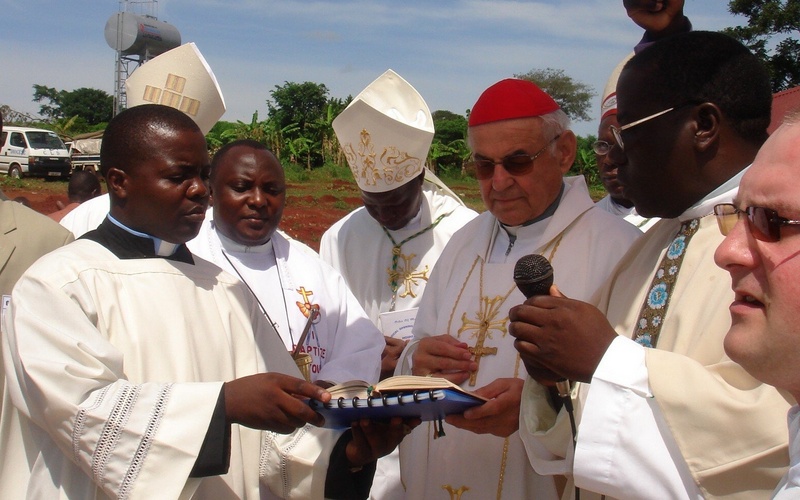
[
  {"xmin": 442, "ymin": 484, "xmax": 470, "ymax": 499},
  {"xmin": 386, "ymin": 252, "xmax": 429, "ymax": 299}
]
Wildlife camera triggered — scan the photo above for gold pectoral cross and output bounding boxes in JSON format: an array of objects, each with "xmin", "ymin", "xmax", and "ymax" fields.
[
  {"xmin": 386, "ymin": 252, "xmax": 429, "ymax": 299},
  {"xmin": 442, "ymin": 485, "xmax": 470, "ymax": 499},
  {"xmin": 458, "ymin": 295, "xmax": 508, "ymax": 386}
]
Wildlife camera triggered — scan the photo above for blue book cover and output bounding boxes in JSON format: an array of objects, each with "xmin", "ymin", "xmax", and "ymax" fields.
[{"xmin": 307, "ymin": 377, "xmax": 486, "ymax": 429}]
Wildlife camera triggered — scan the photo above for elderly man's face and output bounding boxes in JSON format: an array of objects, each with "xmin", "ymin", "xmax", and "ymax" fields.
[
  {"xmin": 714, "ymin": 122, "xmax": 800, "ymax": 395},
  {"xmin": 469, "ymin": 117, "xmax": 571, "ymax": 226},
  {"xmin": 211, "ymin": 145, "xmax": 286, "ymax": 246}
]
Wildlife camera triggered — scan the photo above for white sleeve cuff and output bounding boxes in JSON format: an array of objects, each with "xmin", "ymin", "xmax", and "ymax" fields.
[{"xmin": 592, "ymin": 335, "xmax": 652, "ymax": 397}]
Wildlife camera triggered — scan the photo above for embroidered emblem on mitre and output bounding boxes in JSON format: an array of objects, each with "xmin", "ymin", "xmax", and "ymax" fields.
[
  {"xmin": 333, "ymin": 69, "xmax": 434, "ymax": 193},
  {"xmin": 126, "ymin": 42, "xmax": 226, "ymax": 134}
]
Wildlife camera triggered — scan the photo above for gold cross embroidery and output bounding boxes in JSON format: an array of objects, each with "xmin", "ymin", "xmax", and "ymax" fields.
[
  {"xmin": 442, "ymin": 485, "xmax": 470, "ymax": 499},
  {"xmin": 295, "ymin": 287, "xmax": 316, "ymax": 318},
  {"xmin": 457, "ymin": 295, "xmax": 508, "ymax": 386},
  {"xmin": 386, "ymin": 252, "xmax": 429, "ymax": 299}
]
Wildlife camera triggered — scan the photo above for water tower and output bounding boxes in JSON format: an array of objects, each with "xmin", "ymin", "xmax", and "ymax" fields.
[{"xmin": 105, "ymin": 0, "xmax": 181, "ymax": 115}]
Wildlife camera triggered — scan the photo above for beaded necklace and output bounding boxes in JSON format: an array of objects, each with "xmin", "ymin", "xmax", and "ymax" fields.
[{"xmin": 382, "ymin": 210, "xmax": 453, "ymax": 310}]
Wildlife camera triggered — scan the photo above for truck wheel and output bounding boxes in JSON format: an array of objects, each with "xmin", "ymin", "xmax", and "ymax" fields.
[{"xmin": 9, "ymin": 165, "xmax": 22, "ymax": 179}]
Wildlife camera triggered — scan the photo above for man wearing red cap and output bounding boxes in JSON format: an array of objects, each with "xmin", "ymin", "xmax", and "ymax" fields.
[{"xmin": 393, "ymin": 79, "xmax": 641, "ymax": 498}]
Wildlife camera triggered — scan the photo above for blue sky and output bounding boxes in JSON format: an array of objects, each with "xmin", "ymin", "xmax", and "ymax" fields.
[{"xmin": 1, "ymin": 1, "xmax": 743, "ymax": 137}]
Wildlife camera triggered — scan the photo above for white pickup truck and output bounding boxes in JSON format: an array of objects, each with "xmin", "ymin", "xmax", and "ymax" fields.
[{"xmin": 66, "ymin": 137, "xmax": 102, "ymax": 174}]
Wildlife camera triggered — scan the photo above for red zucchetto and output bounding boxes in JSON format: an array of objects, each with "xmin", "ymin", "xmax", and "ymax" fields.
[{"xmin": 468, "ymin": 78, "xmax": 560, "ymax": 127}]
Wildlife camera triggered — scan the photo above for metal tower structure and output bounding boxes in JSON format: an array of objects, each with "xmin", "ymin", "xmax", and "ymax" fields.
[{"xmin": 105, "ymin": 0, "xmax": 181, "ymax": 115}]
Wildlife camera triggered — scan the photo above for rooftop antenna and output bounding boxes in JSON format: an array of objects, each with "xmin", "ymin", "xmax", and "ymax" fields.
[{"xmin": 105, "ymin": 0, "xmax": 181, "ymax": 115}]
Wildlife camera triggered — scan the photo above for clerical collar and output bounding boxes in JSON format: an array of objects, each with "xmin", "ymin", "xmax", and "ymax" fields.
[
  {"xmin": 680, "ymin": 166, "xmax": 748, "ymax": 222},
  {"xmin": 81, "ymin": 218, "xmax": 194, "ymax": 264},
  {"xmin": 214, "ymin": 222, "xmax": 274, "ymax": 254},
  {"xmin": 501, "ymin": 182, "xmax": 565, "ymax": 236},
  {"xmin": 107, "ymin": 214, "xmax": 180, "ymax": 257}
]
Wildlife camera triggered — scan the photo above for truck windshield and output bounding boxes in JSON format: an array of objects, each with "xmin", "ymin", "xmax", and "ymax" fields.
[{"xmin": 26, "ymin": 131, "xmax": 66, "ymax": 150}]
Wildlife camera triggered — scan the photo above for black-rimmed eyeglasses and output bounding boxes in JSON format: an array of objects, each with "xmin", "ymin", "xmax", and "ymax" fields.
[
  {"xmin": 714, "ymin": 203, "xmax": 800, "ymax": 242},
  {"xmin": 467, "ymin": 135, "xmax": 561, "ymax": 180}
]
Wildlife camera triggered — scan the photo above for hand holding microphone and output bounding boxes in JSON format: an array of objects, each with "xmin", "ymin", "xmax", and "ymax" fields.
[
  {"xmin": 512, "ymin": 254, "xmax": 554, "ymax": 298},
  {"xmin": 509, "ymin": 254, "xmax": 619, "ymax": 385},
  {"xmin": 511, "ymin": 255, "xmax": 570, "ymax": 399}
]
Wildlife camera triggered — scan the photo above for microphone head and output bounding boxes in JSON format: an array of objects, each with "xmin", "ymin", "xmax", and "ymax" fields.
[{"xmin": 513, "ymin": 254, "xmax": 554, "ymax": 298}]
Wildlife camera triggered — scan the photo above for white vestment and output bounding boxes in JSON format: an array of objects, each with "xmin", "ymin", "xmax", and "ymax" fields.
[
  {"xmin": 320, "ymin": 180, "xmax": 477, "ymax": 499},
  {"xmin": 319, "ymin": 181, "xmax": 477, "ymax": 333},
  {"xmin": 188, "ymin": 220, "xmax": 382, "ymax": 384},
  {"xmin": 595, "ymin": 194, "xmax": 658, "ymax": 232},
  {"xmin": 396, "ymin": 176, "xmax": 641, "ymax": 499},
  {"xmin": 0, "ymin": 239, "xmax": 346, "ymax": 499},
  {"xmin": 774, "ymin": 406, "xmax": 800, "ymax": 498},
  {"xmin": 59, "ymin": 192, "xmax": 110, "ymax": 237},
  {"xmin": 520, "ymin": 172, "xmax": 791, "ymax": 499}
]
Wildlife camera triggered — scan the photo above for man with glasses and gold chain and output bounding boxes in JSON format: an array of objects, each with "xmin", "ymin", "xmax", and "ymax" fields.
[
  {"xmin": 513, "ymin": 31, "xmax": 791, "ymax": 498},
  {"xmin": 392, "ymin": 78, "xmax": 640, "ymax": 499}
]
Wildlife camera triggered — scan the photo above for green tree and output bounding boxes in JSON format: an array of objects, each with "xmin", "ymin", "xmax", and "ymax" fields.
[
  {"xmin": 432, "ymin": 110, "xmax": 467, "ymax": 144},
  {"xmin": 32, "ymin": 85, "xmax": 113, "ymax": 125},
  {"xmin": 724, "ymin": 0, "xmax": 800, "ymax": 92},
  {"xmin": 267, "ymin": 82, "xmax": 329, "ymax": 135},
  {"xmin": 514, "ymin": 68, "xmax": 596, "ymax": 122},
  {"xmin": 569, "ymin": 134, "xmax": 601, "ymax": 196},
  {"xmin": 430, "ymin": 110, "xmax": 469, "ymax": 174},
  {"xmin": 267, "ymin": 81, "xmax": 331, "ymax": 168},
  {"xmin": 314, "ymin": 96, "xmax": 351, "ymax": 169}
]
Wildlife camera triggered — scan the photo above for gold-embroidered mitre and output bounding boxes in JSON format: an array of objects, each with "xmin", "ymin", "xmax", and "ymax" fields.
[
  {"xmin": 126, "ymin": 42, "xmax": 226, "ymax": 134},
  {"xmin": 333, "ymin": 69, "xmax": 434, "ymax": 194}
]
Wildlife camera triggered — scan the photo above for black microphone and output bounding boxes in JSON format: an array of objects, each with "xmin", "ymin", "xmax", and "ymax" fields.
[
  {"xmin": 513, "ymin": 254, "xmax": 554, "ymax": 298},
  {"xmin": 512, "ymin": 254, "xmax": 571, "ymax": 400}
]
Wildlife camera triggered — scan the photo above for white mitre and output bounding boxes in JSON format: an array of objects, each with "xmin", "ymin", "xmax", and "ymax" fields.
[
  {"xmin": 333, "ymin": 69, "xmax": 434, "ymax": 193},
  {"xmin": 126, "ymin": 42, "xmax": 225, "ymax": 134}
]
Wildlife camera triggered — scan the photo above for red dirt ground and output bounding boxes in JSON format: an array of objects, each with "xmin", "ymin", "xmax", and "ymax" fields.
[{"xmin": 5, "ymin": 184, "xmax": 363, "ymax": 253}]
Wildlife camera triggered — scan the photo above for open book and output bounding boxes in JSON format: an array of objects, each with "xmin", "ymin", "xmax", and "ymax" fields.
[{"xmin": 308, "ymin": 375, "xmax": 487, "ymax": 429}]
